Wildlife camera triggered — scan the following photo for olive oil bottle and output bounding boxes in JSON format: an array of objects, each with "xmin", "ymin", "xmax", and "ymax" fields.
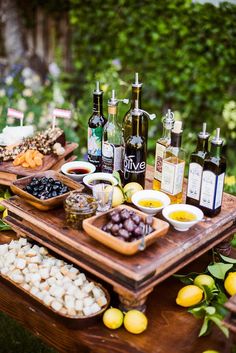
[
  {"xmin": 153, "ymin": 109, "xmax": 175, "ymax": 191},
  {"xmin": 161, "ymin": 121, "xmax": 185, "ymax": 204},
  {"xmin": 102, "ymin": 90, "xmax": 129, "ymax": 174},
  {"xmin": 122, "ymin": 73, "xmax": 144, "ymax": 142},
  {"xmin": 186, "ymin": 123, "xmax": 210, "ymax": 207},
  {"xmin": 88, "ymin": 82, "xmax": 107, "ymax": 171},
  {"xmin": 199, "ymin": 128, "xmax": 226, "ymax": 217},
  {"xmin": 124, "ymin": 100, "xmax": 156, "ymax": 188}
]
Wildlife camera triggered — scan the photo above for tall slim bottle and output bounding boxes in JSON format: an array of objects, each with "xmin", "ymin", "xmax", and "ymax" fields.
[
  {"xmin": 122, "ymin": 73, "xmax": 145, "ymax": 142},
  {"xmin": 153, "ymin": 109, "xmax": 175, "ymax": 191},
  {"xmin": 124, "ymin": 100, "xmax": 156, "ymax": 188},
  {"xmin": 102, "ymin": 90, "xmax": 129, "ymax": 174},
  {"xmin": 87, "ymin": 82, "xmax": 107, "ymax": 171},
  {"xmin": 161, "ymin": 121, "xmax": 185, "ymax": 204},
  {"xmin": 186, "ymin": 123, "xmax": 210, "ymax": 206},
  {"xmin": 199, "ymin": 128, "xmax": 226, "ymax": 217}
]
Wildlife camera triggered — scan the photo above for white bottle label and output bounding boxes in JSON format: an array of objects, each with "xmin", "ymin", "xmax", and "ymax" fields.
[
  {"xmin": 187, "ymin": 162, "xmax": 203, "ymax": 201},
  {"xmin": 200, "ymin": 171, "xmax": 225, "ymax": 209},
  {"xmin": 154, "ymin": 143, "xmax": 166, "ymax": 181},
  {"xmin": 102, "ymin": 142, "xmax": 124, "ymax": 173},
  {"xmin": 161, "ymin": 158, "xmax": 185, "ymax": 195}
]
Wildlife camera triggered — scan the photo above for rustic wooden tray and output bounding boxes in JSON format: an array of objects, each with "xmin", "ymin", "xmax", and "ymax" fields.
[
  {"xmin": 10, "ymin": 170, "xmax": 84, "ymax": 211},
  {"xmin": 83, "ymin": 205, "xmax": 169, "ymax": 255},
  {"xmin": 0, "ymin": 142, "xmax": 77, "ymax": 177},
  {"xmin": 0, "ymin": 236, "xmax": 110, "ymax": 329}
]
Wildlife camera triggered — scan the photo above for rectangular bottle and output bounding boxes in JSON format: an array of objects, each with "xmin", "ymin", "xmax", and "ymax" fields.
[
  {"xmin": 199, "ymin": 128, "xmax": 226, "ymax": 217},
  {"xmin": 161, "ymin": 121, "xmax": 185, "ymax": 204},
  {"xmin": 186, "ymin": 123, "xmax": 210, "ymax": 207},
  {"xmin": 88, "ymin": 82, "xmax": 107, "ymax": 171},
  {"xmin": 153, "ymin": 109, "xmax": 174, "ymax": 191}
]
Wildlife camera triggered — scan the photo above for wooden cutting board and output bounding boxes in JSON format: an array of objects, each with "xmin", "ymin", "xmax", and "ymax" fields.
[{"xmin": 0, "ymin": 142, "xmax": 78, "ymax": 176}]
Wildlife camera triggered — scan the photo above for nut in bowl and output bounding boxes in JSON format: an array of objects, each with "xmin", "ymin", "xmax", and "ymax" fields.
[
  {"xmin": 83, "ymin": 172, "xmax": 118, "ymax": 190},
  {"xmin": 61, "ymin": 161, "xmax": 96, "ymax": 182},
  {"xmin": 162, "ymin": 204, "xmax": 204, "ymax": 232},
  {"xmin": 132, "ymin": 190, "xmax": 171, "ymax": 215}
]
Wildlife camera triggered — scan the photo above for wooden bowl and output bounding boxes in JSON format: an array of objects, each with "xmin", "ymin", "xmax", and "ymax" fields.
[
  {"xmin": 83, "ymin": 205, "xmax": 170, "ymax": 255},
  {"xmin": 10, "ymin": 170, "xmax": 84, "ymax": 211}
]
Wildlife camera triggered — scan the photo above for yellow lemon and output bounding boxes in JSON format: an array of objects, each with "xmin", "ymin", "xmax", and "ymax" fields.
[
  {"xmin": 0, "ymin": 197, "xmax": 6, "ymax": 212},
  {"xmin": 123, "ymin": 182, "xmax": 143, "ymax": 203},
  {"xmin": 202, "ymin": 351, "xmax": 220, "ymax": 353},
  {"xmin": 123, "ymin": 310, "xmax": 148, "ymax": 334},
  {"xmin": 224, "ymin": 272, "xmax": 236, "ymax": 296},
  {"xmin": 194, "ymin": 274, "xmax": 215, "ymax": 290},
  {"xmin": 103, "ymin": 308, "xmax": 123, "ymax": 329},
  {"xmin": 106, "ymin": 185, "xmax": 124, "ymax": 207},
  {"xmin": 176, "ymin": 285, "xmax": 203, "ymax": 307},
  {"xmin": 2, "ymin": 209, "xmax": 8, "ymax": 218}
]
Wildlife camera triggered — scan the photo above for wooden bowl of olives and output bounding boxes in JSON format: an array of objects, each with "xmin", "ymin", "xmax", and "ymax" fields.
[
  {"xmin": 82, "ymin": 205, "xmax": 169, "ymax": 255},
  {"xmin": 10, "ymin": 170, "xmax": 84, "ymax": 211}
]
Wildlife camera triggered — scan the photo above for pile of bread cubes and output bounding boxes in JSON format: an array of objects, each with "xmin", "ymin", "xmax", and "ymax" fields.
[{"xmin": 0, "ymin": 238, "xmax": 107, "ymax": 317}]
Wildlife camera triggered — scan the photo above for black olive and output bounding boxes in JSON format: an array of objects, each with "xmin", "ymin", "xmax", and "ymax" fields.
[
  {"xmin": 106, "ymin": 222, "xmax": 113, "ymax": 231},
  {"xmin": 124, "ymin": 219, "xmax": 135, "ymax": 232},
  {"xmin": 120, "ymin": 210, "xmax": 130, "ymax": 220},
  {"xmin": 117, "ymin": 228, "xmax": 129, "ymax": 239},
  {"xmin": 111, "ymin": 213, "xmax": 121, "ymax": 223},
  {"xmin": 51, "ymin": 191, "xmax": 57, "ymax": 197},
  {"xmin": 134, "ymin": 226, "xmax": 143, "ymax": 237},
  {"xmin": 102, "ymin": 225, "xmax": 107, "ymax": 232},
  {"xmin": 111, "ymin": 224, "xmax": 120, "ymax": 235},
  {"xmin": 132, "ymin": 214, "xmax": 141, "ymax": 224}
]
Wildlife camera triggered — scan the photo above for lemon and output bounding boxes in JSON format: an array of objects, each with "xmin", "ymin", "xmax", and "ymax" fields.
[
  {"xmin": 202, "ymin": 350, "xmax": 219, "ymax": 353},
  {"xmin": 123, "ymin": 310, "xmax": 148, "ymax": 334},
  {"xmin": 0, "ymin": 197, "xmax": 6, "ymax": 212},
  {"xmin": 176, "ymin": 285, "xmax": 203, "ymax": 307},
  {"xmin": 103, "ymin": 308, "xmax": 123, "ymax": 329},
  {"xmin": 106, "ymin": 185, "xmax": 124, "ymax": 207},
  {"xmin": 224, "ymin": 272, "xmax": 236, "ymax": 296},
  {"xmin": 2, "ymin": 209, "xmax": 8, "ymax": 218},
  {"xmin": 123, "ymin": 182, "xmax": 143, "ymax": 203},
  {"xmin": 194, "ymin": 274, "xmax": 215, "ymax": 290}
]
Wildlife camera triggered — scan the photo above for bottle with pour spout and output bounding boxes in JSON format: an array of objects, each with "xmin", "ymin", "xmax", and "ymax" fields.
[
  {"xmin": 122, "ymin": 73, "xmax": 143, "ymax": 142},
  {"xmin": 102, "ymin": 90, "xmax": 129, "ymax": 174},
  {"xmin": 124, "ymin": 100, "xmax": 156, "ymax": 188},
  {"xmin": 199, "ymin": 128, "xmax": 226, "ymax": 217}
]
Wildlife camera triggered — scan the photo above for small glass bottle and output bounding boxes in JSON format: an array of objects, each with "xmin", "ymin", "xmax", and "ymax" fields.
[
  {"xmin": 161, "ymin": 121, "xmax": 185, "ymax": 204},
  {"xmin": 186, "ymin": 123, "xmax": 210, "ymax": 207},
  {"xmin": 88, "ymin": 82, "xmax": 107, "ymax": 171},
  {"xmin": 153, "ymin": 109, "xmax": 175, "ymax": 191},
  {"xmin": 199, "ymin": 128, "xmax": 226, "ymax": 217},
  {"xmin": 102, "ymin": 90, "xmax": 129, "ymax": 174}
]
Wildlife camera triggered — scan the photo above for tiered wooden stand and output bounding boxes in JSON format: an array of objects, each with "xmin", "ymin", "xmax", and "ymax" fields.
[
  {"xmin": 0, "ymin": 142, "xmax": 78, "ymax": 185},
  {"xmin": 2, "ymin": 166, "xmax": 236, "ymax": 311}
]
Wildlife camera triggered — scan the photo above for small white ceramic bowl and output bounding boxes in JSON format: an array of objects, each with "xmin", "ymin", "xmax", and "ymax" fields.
[
  {"xmin": 131, "ymin": 190, "xmax": 171, "ymax": 215},
  {"xmin": 61, "ymin": 161, "xmax": 95, "ymax": 182},
  {"xmin": 162, "ymin": 204, "xmax": 204, "ymax": 232},
  {"xmin": 83, "ymin": 172, "xmax": 118, "ymax": 189}
]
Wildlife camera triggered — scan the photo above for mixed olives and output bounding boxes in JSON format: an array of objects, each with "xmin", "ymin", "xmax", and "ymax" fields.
[
  {"xmin": 24, "ymin": 177, "xmax": 70, "ymax": 200},
  {"xmin": 102, "ymin": 208, "xmax": 154, "ymax": 242}
]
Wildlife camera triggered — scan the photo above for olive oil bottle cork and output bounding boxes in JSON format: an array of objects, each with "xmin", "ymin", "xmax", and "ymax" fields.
[
  {"xmin": 199, "ymin": 128, "xmax": 226, "ymax": 217},
  {"xmin": 186, "ymin": 123, "xmax": 210, "ymax": 207}
]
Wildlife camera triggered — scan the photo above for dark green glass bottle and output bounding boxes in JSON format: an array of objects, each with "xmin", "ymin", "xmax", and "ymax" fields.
[
  {"xmin": 199, "ymin": 128, "xmax": 226, "ymax": 217},
  {"xmin": 186, "ymin": 123, "xmax": 210, "ymax": 207},
  {"xmin": 87, "ymin": 82, "xmax": 107, "ymax": 171}
]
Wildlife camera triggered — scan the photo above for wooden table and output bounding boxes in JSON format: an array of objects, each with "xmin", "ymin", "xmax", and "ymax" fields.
[
  {"xmin": 0, "ymin": 236, "xmax": 234, "ymax": 353},
  {"xmin": 2, "ymin": 166, "xmax": 236, "ymax": 311}
]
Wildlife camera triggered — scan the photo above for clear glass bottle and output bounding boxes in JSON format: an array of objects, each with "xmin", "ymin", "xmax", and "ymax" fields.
[
  {"xmin": 122, "ymin": 73, "xmax": 143, "ymax": 142},
  {"xmin": 124, "ymin": 100, "xmax": 156, "ymax": 188},
  {"xmin": 88, "ymin": 82, "xmax": 107, "ymax": 171},
  {"xmin": 199, "ymin": 128, "xmax": 226, "ymax": 217},
  {"xmin": 102, "ymin": 90, "xmax": 129, "ymax": 174},
  {"xmin": 186, "ymin": 123, "xmax": 210, "ymax": 207},
  {"xmin": 161, "ymin": 121, "xmax": 185, "ymax": 204},
  {"xmin": 153, "ymin": 109, "xmax": 175, "ymax": 191}
]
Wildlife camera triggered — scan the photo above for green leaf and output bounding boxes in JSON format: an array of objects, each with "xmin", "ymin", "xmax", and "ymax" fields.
[
  {"xmin": 219, "ymin": 253, "xmax": 236, "ymax": 264},
  {"xmin": 208, "ymin": 263, "xmax": 233, "ymax": 280},
  {"xmin": 199, "ymin": 316, "xmax": 210, "ymax": 337},
  {"xmin": 209, "ymin": 315, "xmax": 229, "ymax": 338},
  {"xmin": 173, "ymin": 272, "xmax": 200, "ymax": 285},
  {"xmin": 205, "ymin": 306, "xmax": 216, "ymax": 315}
]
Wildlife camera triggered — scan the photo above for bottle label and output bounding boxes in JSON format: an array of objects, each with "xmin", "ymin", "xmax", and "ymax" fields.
[
  {"xmin": 88, "ymin": 127, "xmax": 103, "ymax": 157},
  {"xmin": 200, "ymin": 171, "xmax": 225, "ymax": 210},
  {"xmin": 161, "ymin": 158, "xmax": 185, "ymax": 195},
  {"xmin": 154, "ymin": 143, "xmax": 166, "ymax": 181},
  {"xmin": 187, "ymin": 162, "xmax": 203, "ymax": 201},
  {"xmin": 124, "ymin": 154, "xmax": 146, "ymax": 174},
  {"xmin": 102, "ymin": 142, "xmax": 124, "ymax": 173}
]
